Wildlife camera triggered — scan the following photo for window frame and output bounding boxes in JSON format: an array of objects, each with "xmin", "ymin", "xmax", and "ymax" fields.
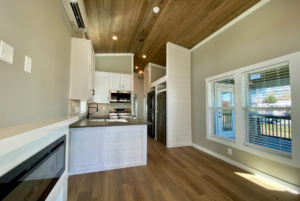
[
  {"xmin": 207, "ymin": 75, "xmax": 236, "ymax": 143},
  {"xmin": 241, "ymin": 63, "xmax": 292, "ymax": 158},
  {"xmin": 205, "ymin": 51, "xmax": 300, "ymax": 168}
]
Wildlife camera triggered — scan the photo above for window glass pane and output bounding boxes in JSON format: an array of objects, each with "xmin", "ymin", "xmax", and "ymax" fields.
[
  {"xmin": 247, "ymin": 66, "xmax": 291, "ymax": 108},
  {"xmin": 213, "ymin": 109, "xmax": 236, "ymax": 140},
  {"xmin": 246, "ymin": 109, "xmax": 292, "ymax": 157},
  {"xmin": 213, "ymin": 78, "xmax": 235, "ymax": 107},
  {"xmin": 80, "ymin": 101, "xmax": 87, "ymax": 113},
  {"xmin": 243, "ymin": 64, "xmax": 292, "ymax": 158}
]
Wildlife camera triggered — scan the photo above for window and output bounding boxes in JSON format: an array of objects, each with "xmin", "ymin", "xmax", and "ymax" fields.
[
  {"xmin": 242, "ymin": 62, "xmax": 292, "ymax": 158},
  {"xmin": 80, "ymin": 101, "xmax": 87, "ymax": 113},
  {"xmin": 206, "ymin": 52, "xmax": 300, "ymax": 167},
  {"xmin": 208, "ymin": 76, "xmax": 236, "ymax": 141}
]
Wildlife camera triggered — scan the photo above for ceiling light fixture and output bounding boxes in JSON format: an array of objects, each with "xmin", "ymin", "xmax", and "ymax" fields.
[
  {"xmin": 153, "ymin": 7, "xmax": 160, "ymax": 13},
  {"xmin": 138, "ymin": 70, "xmax": 144, "ymax": 79},
  {"xmin": 142, "ymin": 55, "xmax": 146, "ymax": 59},
  {"xmin": 112, "ymin": 36, "xmax": 117, "ymax": 40}
]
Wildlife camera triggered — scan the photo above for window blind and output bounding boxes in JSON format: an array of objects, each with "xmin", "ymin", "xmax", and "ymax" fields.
[
  {"xmin": 242, "ymin": 62, "xmax": 292, "ymax": 158},
  {"xmin": 208, "ymin": 77, "xmax": 236, "ymax": 141}
]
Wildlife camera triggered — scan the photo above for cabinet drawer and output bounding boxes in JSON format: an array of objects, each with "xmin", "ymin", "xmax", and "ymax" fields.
[
  {"xmin": 106, "ymin": 125, "xmax": 142, "ymax": 133},
  {"xmin": 105, "ymin": 139, "xmax": 142, "ymax": 152},
  {"xmin": 106, "ymin": 132, "xmax": 143, "ymax": 143},
  {"xmin": 105, "ymin": 148, "xmax": 142, "ymax": 161}
]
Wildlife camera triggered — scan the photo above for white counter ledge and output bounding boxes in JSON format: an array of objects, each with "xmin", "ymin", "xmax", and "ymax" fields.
[{"xmin": 0, "ymin": 116, "xmax": 79, "ymax": 157}]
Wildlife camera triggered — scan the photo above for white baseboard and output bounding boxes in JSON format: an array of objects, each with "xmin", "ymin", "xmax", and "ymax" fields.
[
  {"xmin": 168, "ymin": 142, "xmax": 192, "ymax": 148},
  {"xmin": 192, "ymin": 143, "xmax": 300, "ymax": 193}
]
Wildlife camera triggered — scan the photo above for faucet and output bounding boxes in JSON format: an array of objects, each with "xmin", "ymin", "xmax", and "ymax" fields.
[{"xmin": 87, "ymin": 102, "xmax": 98, "ymax": 119}]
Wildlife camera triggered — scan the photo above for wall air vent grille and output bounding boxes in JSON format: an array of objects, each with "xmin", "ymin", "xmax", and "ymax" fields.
[{"xmin": 70, "ymin": 2, "xmax": 86, "ymax": 29}]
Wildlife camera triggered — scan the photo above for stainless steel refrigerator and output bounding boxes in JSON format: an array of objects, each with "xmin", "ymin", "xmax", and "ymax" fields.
[
  {"xmin": 147, "ymin": 92, "xmax": 155, "ymax": 138},
  {"xmin": 157, "ymin": 92, "xmax": 166, "ymax": 145}
]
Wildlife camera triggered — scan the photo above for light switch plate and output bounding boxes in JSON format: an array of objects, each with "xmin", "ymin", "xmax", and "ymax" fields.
[
  {"xmin": 103, "ymin": 107, "xmax": 106, "ymax": 110},
  {"xmin": 0, "ymin": 41, "xmax": 14, "ymax": 64},
  {"xmin": 228, "ymin": 148, "xmax": 232, "ymax": 155},
  {"xmin": 24, "ymin": 55, "xmax": 32, "ymax": 73}
]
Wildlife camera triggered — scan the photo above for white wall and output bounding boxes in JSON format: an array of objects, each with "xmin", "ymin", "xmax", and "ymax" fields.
[
  {"xmin": 0, "ymin": 0, "xmax": 74, "ymax": 128},
  {"xmin": 95, "ymin": 54, "xmax": 133, "ymax": 74},
  {"xmin": 166, "ymin": 43, "xmax": 191, "ymax": 147},
  {"xmin": 191, "ymin": 0, "xmax": 300, "ymax": 187}
]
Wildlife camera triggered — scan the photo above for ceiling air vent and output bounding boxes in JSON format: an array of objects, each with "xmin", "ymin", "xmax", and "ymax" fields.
[
  {"xmin": 61, "ymin": 0, "xmax": 89, "ymax": 33},
  {"xmin": 70, "ymin": 2, "xmax": 85, "ymax": 29}
]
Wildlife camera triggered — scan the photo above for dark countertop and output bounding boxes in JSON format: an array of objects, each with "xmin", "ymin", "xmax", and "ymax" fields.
[{"xmin": 69, "ymin": 118, "xmax": 152, "ymax": 128}]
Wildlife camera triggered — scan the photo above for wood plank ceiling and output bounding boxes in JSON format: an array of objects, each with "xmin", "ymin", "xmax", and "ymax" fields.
[{"xmin": 84, "ymin": 0, "xmax": 260, "ymax": 72}]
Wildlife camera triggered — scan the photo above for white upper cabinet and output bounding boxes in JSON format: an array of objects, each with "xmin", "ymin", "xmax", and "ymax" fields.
[
  {"xmin": 69, "ymin": 38, "xmax": 95, "ymax": 100},
  {"xmin": 121, "ymin": 75, "xmax": 132, "ymax": 91},
  {"xmin": 110, "ymin": 74, "xmax": 132, "ymax": 91},
  {"xmin": 110, "ymin": 74, "xmax": 122, "ymax": 90},
  {"xmin": 94, "ymin": 72, "xmax": 132, "ymax": 103},
  {"xmin": 94, "ymin": 72, "xmax": 110, "ymax": 103},
  {"xmin": 89, "ymin": 46, "xmax": 95, "ymax": 100}
]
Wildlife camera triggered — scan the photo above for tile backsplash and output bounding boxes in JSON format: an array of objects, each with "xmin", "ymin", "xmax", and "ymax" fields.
[
  {"xmin": 69, "ymin": 100, "xmax": 132, "ymax": 118},
  {"xmin": 89, "ymin": 103, "xmax": 132, "ymax": 116},
  {"xmin": 69, "ymin": 100, "xmax": 87, "ymax": 119}
]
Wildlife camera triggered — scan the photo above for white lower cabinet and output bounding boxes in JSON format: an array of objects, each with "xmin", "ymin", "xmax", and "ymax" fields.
[
  {"xmin": 69, "ymin": 128, "xmax": 105, "ymax": 172},
  {"xmin": 69, "ymin": 125, "xmax": 147, "ymax": 175}
]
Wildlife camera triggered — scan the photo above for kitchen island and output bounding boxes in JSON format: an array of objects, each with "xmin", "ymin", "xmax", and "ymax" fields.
[{"xmin": 69, "ymin": 118, "xmax": 151, "ymax": 175}]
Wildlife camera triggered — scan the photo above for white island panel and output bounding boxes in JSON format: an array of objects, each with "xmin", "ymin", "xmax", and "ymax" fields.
[{"xmin": 69, "ymin": 125, "xmax": 147, "ymax": 175}]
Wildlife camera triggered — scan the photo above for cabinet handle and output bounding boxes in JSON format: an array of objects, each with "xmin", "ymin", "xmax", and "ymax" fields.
[
  {"xmin": 92, "ymin": 89, "xmax": 95, "ymax": 95},
  {"xmin": 107, "ymin": 97, "xmax": 109, "ymax": 100},
  {"xmin": 122, "ymin": 85, "xmax": 124, "ymax": 89}
]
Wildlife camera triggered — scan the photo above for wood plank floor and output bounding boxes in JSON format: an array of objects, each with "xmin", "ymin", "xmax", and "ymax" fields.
[{"xmin": 68, "ymin": 137, "xmax": 300, "ymax": 201}]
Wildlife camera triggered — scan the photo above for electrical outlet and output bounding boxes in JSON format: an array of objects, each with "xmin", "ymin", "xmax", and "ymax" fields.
[
  {"xmin": 75, "ymin": 107, "xmax": 80, "ymax": 113},
  {"xmin": 228, "ymin": 148, "xmax": 232, "ymax": 155},
  {"xmin": 24, "ymin": 55, "xmax": 32, "ymax": 73}
]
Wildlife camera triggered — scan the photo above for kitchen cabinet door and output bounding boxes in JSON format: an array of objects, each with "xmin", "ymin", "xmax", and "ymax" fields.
[
  {"xmin": 121, "ymin": 75, "xmax": 132, "ymax": 91},
  {"xmin": 110, "ymin": 74, "xmax": 121, "ymax": 90},
  {"xmin": 69, "ymin": 38, "xmax": 95, "ymax": 100},
  {"xmin": 69, "ymin": 129, "xmax": 105, "ymax": 172},
  {"xmin": 70, "ymin": 131, "xmax": 100, "ymax": 168},
  {"xmin": 88, "ymin": 46, "xmax": 95, "ymax": 100},
  {"xmin": 94, "ymin": 72, "xmax": 110, "ymax": 103}
]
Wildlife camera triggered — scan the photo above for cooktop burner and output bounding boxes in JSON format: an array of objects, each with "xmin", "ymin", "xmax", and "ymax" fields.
[{"xmin": 90, "ymin": 119, "xmax": 128, "ymax": 122}]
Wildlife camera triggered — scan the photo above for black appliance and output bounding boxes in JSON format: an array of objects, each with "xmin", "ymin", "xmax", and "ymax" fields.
[
  {"xmin": 110, "ymin": 90, "xmax": 131, "ymax": 103},
  {"xmin": 157, "ymin": 92, "xmax": 167, "ymax": 145},
  {"xmin": 147, "ymin": 92, "xmax": 155, "ymax": 138},
  {"xmin": 0, "ymin": 135, "xmax": 66, "ymax": 200}
]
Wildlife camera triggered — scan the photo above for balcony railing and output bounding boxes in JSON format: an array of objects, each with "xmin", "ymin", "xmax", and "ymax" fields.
[
  {"xmin": 255, "ymin": 115, "xmax": 292, "ymax": 140},
  {"xmin": 222, "ymin": 114, "xmax": 233, "ymax": 131},
  {"xmin": 221, "ymin": 114, "xmax": 292, "ymax": 139}
]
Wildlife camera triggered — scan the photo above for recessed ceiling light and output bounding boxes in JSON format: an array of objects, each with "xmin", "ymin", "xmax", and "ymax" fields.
[
  {"xmin": 112, "ymin": 36, "xmax": 117, "ymax": 40},
  {"xmin": 142, "ymin": 55, "xmax": 146, "ymax": 58},
  {"xmin": 153, "ymin": 7, "xmax": 160, "ymax": 13},
  {"xmin": 135, "ymin": 66, "xmax": 138, "ymax": 69}
]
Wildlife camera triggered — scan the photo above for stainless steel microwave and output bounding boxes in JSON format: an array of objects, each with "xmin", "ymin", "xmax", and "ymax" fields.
[{"xmin": 110, "ymin": 90, "xmax": 131, "ymax": 103}]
